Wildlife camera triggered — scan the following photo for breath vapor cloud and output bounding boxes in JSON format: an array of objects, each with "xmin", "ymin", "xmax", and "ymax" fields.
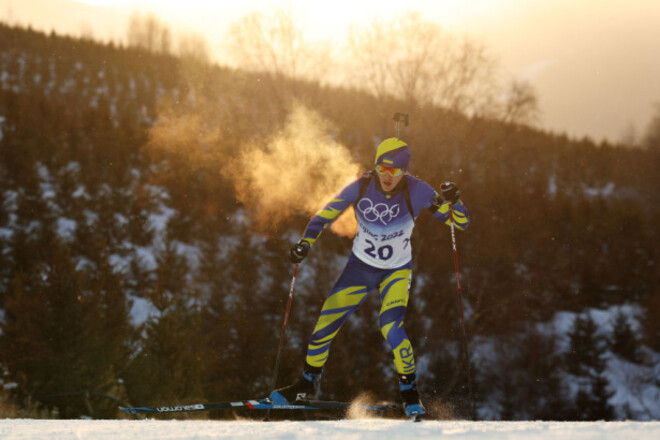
[{"xmin": 226, "ymin": 104, "xmax": 361, "ymax": 237}]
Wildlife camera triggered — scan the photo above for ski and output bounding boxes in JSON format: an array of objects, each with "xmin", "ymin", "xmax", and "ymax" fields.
[{"xmin": 120, "ymin": 398, "xmax": 397, "ymax": 415}]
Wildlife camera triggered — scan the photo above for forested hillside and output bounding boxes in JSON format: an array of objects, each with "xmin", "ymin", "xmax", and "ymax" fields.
[{"xmin": 0, "ymin": 23, "xmax": 658, "ymax": 420}]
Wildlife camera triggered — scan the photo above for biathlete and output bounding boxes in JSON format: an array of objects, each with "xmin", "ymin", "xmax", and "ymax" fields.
[{"xmin": 269, "ymin": 138, "xmax": 470, "ymax": 417}]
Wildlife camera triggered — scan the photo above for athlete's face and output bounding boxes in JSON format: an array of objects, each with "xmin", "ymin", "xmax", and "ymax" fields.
[{"xmin": 376, "ymin": 165, "xmax": 407, "ymax": 192}]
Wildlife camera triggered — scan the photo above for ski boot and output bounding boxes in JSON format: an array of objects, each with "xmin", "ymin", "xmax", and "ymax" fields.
[
  {"xmin": 269, "ymin": 365, "xmax": 322, "ymax": 405},
  {"xmin": 399, "ymin": 372, "xmax": 426, "ymax": 422}
]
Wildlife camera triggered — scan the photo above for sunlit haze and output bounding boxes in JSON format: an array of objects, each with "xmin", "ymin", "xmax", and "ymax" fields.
[{"xmin": 2, "ymin": 0, "xmax": 660, "ymax": 143}]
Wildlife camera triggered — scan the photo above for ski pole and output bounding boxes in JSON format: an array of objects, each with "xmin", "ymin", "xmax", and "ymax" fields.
[
  {"xmin": 393, "ymin": 112, "xmax": 409, "ymax": 138},
  {"xmin": 266, "ymin": 263, "xmax": 299, "ymax": 419},
  {"xmin": 448, "ymin": 205, "xmax": 477, "ymax": 421}
]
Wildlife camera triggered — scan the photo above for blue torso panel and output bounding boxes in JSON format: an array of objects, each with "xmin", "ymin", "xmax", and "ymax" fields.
[{"xmin": 301, "ymin": 173, "xmax": 469, "ymax": 269}]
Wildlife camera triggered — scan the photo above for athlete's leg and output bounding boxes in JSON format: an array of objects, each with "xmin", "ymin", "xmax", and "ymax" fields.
[
  {"xmin": 378, "ymin": 268, "xmax": 415, "ymax": 375},
  {"xmin": 271, "ymin": 258, "xmax": 372, "ymax": 403},
  {"xmin": 305, "ymin": 261, "xmax": 371, "ymax": 369},
  {"xmin": 378, "ymin": 268, "xmax": 425, "ymax": 416}
]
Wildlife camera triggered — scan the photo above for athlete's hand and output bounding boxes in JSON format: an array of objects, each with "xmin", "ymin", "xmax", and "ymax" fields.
[
  {"xmin": 289, "ymin": 240, "xmax": 309, "ymax": 264},
  {"xmin": 441, "ymin": 181, "xmax": 460, "ymax": 204}
]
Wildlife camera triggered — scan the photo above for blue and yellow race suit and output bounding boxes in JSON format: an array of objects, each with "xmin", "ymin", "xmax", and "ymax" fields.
[{"xmin": 299, "ymin": 172, "xmax": 469, "ymax": 375}]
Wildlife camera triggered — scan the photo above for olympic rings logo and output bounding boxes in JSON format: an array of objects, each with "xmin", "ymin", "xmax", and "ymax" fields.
[{"xmin": 357, "ymin": 198, "xmax": 400, "ymax": 225}]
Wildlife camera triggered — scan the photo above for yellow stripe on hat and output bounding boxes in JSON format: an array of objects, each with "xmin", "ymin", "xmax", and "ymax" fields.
[{"xmin": 375, "ymin": 138, "xmax": 407, "ymax": 164}]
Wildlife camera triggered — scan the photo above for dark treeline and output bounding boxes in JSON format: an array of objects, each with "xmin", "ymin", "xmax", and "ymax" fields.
[{"xmin": 0, "ymin": 23, "xmax": 658, "ymax": 420}]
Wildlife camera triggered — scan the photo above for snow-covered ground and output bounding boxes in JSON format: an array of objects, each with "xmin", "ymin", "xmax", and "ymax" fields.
[{"xmin": 2, "ymin": 419, "xmax": 660, "ymax": 440}]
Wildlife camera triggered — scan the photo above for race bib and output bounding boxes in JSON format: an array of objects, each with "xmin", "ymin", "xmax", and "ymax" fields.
[{"xmin": 352, "ymin": 193, "xmax": 415, "ymax": 269}]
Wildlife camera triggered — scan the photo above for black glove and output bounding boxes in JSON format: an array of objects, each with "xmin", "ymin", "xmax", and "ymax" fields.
[
  {"xmin": 440, "ymin": 181, "xmax": 460, "ymax": 204},
  {"xmin": 289, "ymin": 240, "xmax": 309, "ymax": 264}
]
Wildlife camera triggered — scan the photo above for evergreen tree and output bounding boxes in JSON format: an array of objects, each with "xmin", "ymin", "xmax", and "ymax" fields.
[
  {"xmin": 122, "ymin": 241, "xmax": 205, "ymax": 407},
  {"xmin": 609, "ymin": 310, "xmax": 642, "ymax": 363},
  {"xmin": 201, "ymin": 232, "xmax": 279, "ymax": 405},
  {"xmin": 574, "ymin": 374, "xmax": 615, "ymax": 421},
  {"xmin": 564, "ymin": 314, "xmax": 614, "ymax": 420},
  {"xmin": 0, "ymin": 239, "xmax": 131, "ymax": 417},
  {"xmin": 565, "ymin": 314, "xmax": 606, "ymax": 376},
  {"xmin": 81, "ymin": 254, "xmax": 133, "ymax": 417}
]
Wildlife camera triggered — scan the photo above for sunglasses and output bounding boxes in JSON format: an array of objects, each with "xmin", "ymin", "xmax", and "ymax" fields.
[{"xmin": 376, "ymin": 164, "xmax": 404, "ymax": 176}]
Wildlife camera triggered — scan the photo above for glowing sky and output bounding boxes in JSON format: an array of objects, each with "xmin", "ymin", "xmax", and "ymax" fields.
[{"xmin": 3, "ymin": 0, "xmax": 660, "ymax": 144}]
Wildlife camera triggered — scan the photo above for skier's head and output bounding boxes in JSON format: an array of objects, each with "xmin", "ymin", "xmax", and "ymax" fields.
[
  {"xmin": 374, "ymin": 138, "xmax": 409, "ymax": 192},
  {"xmin": 375, "ymin": 138, "xmax": 411, "ymax": 171}
]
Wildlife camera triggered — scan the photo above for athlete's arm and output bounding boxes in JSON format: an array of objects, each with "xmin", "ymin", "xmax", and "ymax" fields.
[
  {"xmin": 409, "ymin": 177, "xmax": 470, "ymax": 231},
  {"xmin": 429, "ymin": 193, "xmax": 470, "ymax": 231},
  {"xmin": 299, "ymin": 177, "xmax": 364, "ymax": 249}
]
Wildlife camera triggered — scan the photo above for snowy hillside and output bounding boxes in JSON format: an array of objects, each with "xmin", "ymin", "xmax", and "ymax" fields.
[
  {"xmin": 2, "ymin": 419, "xmax": 660, "ymax": 440},
  {"xmin": 471, "ymin": 306, "xmax": 660, "ymax": 420},
  {"xmin": 2, "ymin": 23, "xmax": 659, "ymax": 423}
]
